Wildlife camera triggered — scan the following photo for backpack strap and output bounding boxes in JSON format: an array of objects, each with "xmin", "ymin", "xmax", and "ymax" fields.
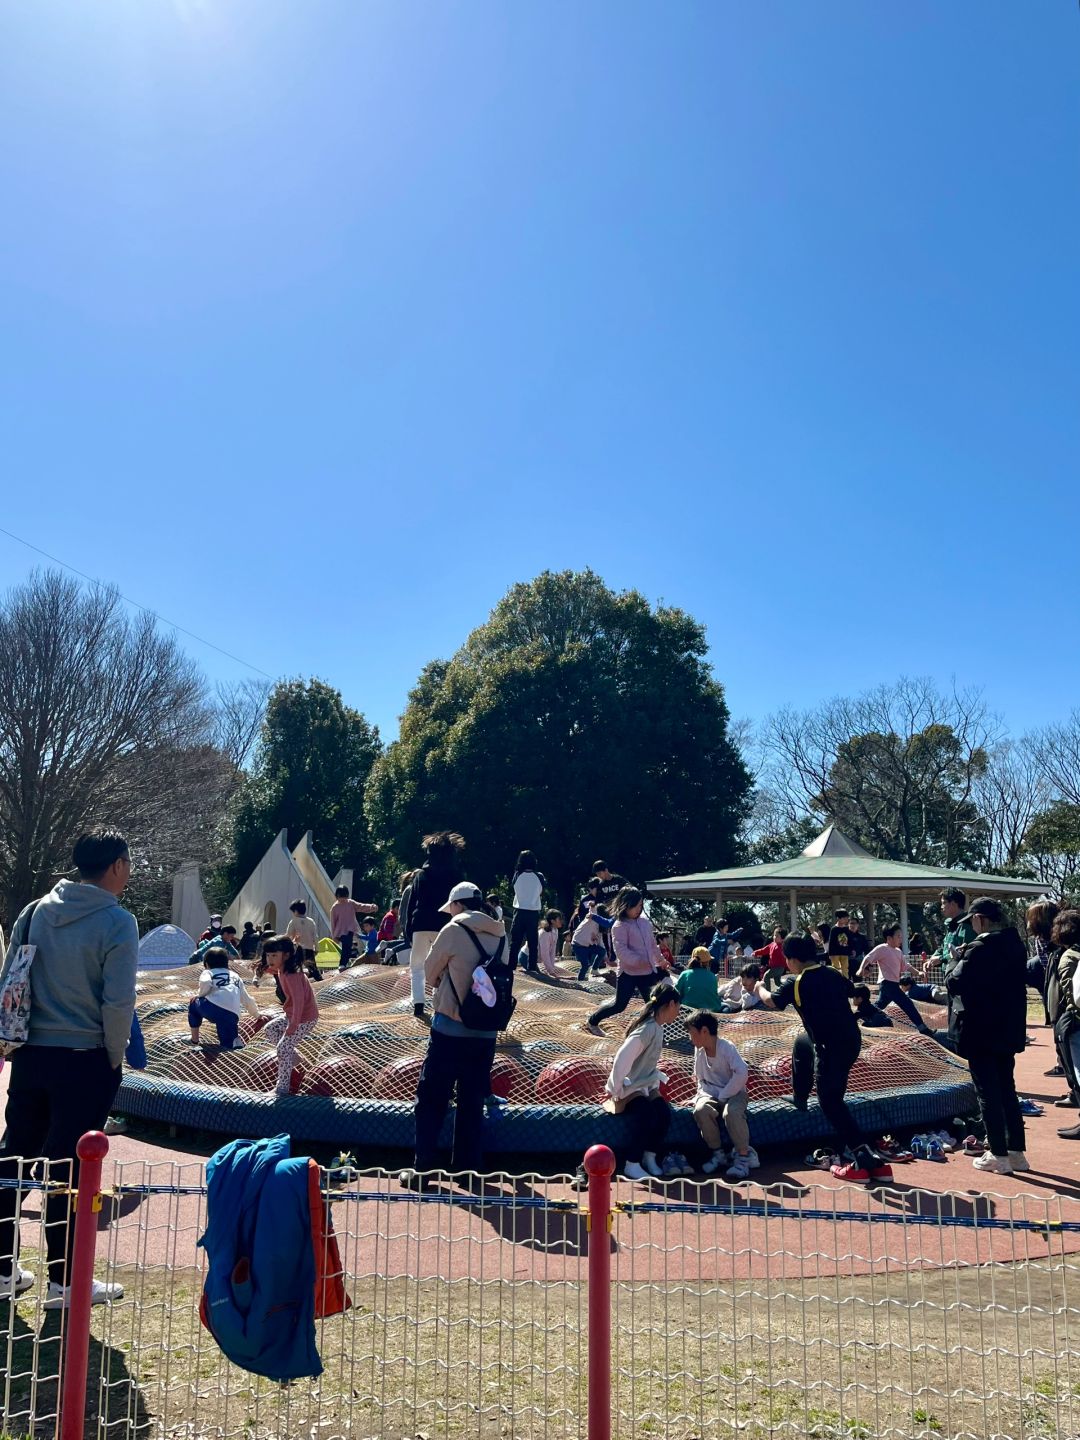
[{"xmin": 444, "ymin": 927, "xmax": 506, "ymax": 1010}]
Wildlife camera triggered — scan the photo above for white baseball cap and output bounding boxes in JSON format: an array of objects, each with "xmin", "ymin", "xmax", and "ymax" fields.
[{"xmin": 439, "ymin": 881, "xmax": 483, "ymax": 914}]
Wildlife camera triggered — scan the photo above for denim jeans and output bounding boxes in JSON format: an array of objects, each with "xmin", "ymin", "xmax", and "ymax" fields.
[
  {"xmin": 187, "ymin": 996, "xmax": 239, "ymax": 1047},
  {"xmin": 573, "ymin": 943, "xmax": 604, "ymax": 980}
]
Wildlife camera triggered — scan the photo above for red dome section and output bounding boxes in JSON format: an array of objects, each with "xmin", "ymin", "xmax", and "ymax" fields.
[
  {"xmin": 304, "ymin": 1055, "xmax": 375, "ymax": 1098},
  {"xmin": 535, "ymin": 1056, "xmax": 609, "ymax": 1105},
  {"xmin": 372, "ymin": 1054, "xmax": 426, "ymax": 1101},
  {"xmin": 247, "ymin": 1049, "xmax": 306, "ymax": 1096}
]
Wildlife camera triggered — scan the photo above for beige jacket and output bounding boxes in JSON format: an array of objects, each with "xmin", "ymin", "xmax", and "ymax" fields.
[{"xmin": 425, "ymin": 911, "xmax": 507, "ymax": 1027}]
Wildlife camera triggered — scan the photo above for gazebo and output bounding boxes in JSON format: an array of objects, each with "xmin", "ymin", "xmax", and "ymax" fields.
[{"xmin": 648, "ymin": 825, "xmax": 1049, "ymax": 952}]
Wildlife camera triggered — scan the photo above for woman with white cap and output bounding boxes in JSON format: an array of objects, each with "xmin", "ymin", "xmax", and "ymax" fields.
[{"xmin": 400, "ymin": 883, "xmax": 509, "ymax": 1190}]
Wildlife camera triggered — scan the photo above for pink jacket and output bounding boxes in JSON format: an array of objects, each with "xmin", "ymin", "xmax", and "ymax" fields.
[{"xmin": 611, "ymin": 916, "xmax": 662, "ymax": 976}]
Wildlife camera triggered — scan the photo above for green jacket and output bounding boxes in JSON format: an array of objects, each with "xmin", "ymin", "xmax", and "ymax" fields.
[{"xmin": 940, "ymin": 915, "xmax": 976, "ymax": 973}]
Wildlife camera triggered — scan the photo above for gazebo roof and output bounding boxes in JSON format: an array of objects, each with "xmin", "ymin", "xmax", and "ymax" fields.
[{"xmin": 648, "ymin": 825, "xmax": 1048, "ymax": 900}]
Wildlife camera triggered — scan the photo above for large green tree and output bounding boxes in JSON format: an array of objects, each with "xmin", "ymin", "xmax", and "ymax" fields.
[
  {"xmin": 231, "ymin": 679, "xmax": 383, "ymax": 894},
  {"xmin": 366, "ymin": 570, "xmax": 751, "ymax": 912}
]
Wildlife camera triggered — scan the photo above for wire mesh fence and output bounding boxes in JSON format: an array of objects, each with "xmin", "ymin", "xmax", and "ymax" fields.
[{"xmin": 4, "ymin": 1151, "xmax": 1080, "ymax": 1440}]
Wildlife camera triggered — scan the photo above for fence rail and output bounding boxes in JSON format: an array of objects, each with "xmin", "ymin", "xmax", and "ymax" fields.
[{"xmin": 2, "ymin": 1136, "xmax": 1079, "ymax": 1440}]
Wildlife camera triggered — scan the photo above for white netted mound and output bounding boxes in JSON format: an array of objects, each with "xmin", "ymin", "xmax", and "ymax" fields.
[{"xmin": 133, "ymin": 958, "xmax": 955, "ymax": 1104}]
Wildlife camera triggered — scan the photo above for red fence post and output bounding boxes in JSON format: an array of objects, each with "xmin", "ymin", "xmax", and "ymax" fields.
[
  {"xmin": 59, "ymin": 1130, "xmax": 110, "ymax": 1440},
  {"xmin": 584, "ymin": 1143, "xmax": 615, "ymax": 1440}
]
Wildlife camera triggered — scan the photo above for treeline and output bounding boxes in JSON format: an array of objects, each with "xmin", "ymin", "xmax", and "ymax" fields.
[{"xmin": 1, "ymin": 568, "xmax": 1077, "ymax": 935}]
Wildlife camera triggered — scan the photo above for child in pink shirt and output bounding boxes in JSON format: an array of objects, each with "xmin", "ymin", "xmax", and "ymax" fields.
[{"xmin": 258, "ymin": 936, "xmax": 320, "ymax": 1095}]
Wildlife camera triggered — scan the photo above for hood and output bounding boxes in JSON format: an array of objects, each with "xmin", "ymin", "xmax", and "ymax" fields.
[
  {"xmin": 38, "ymin": 878, "xmax": 120, "ymax": 928},
  {"xmin": 450, "ymin": 911, "xmax": 506, "ymax": 938}
]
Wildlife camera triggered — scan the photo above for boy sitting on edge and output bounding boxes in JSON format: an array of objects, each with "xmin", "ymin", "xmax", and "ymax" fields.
[
  {"xmin": 685, "ymin": 1009, "xmax": 759, "ymax": 1180},
  {"xmin": 189, "ymin": 945, "xmax": 260, "ymax": 1050},
  {"xmin": 851, "ymin": 983, "xmax": 893, "ymax": 1028}
]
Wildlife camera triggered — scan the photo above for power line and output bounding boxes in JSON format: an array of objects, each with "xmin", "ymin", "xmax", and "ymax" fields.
[{"xmin": 0, "ymin": 523, "xmax": 275, "ymax": 680}]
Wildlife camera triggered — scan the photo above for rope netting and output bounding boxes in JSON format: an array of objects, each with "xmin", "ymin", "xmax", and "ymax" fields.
[{"xmin": 133, "ymin": 957, "xmax": 957, "ymax": 1106}]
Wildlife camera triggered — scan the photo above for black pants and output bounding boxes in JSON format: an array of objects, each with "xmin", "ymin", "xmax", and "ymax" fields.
[
  {"xmin": 967, "ymin": 1051, "xmax": 1025, "ymax": 1157},
  {"xmin": 588, "ymin": 971, "xmax": 661, "ymax": 1027},
  {"xmin": 338, "ymin": 932, "xmax": 355, "ymax": 969},
  {"xmin": 0, "ymin": 1046, "xmax": 122, "ymax": 1285},
  {"xmin": 413, "ymin": 1029, "xmax": 497, "ymax": 1173},
  {"xmin": 792, "ymin": 1031, "xmax": 862, "ymax": 1151},
  {"xmin": 622, "ymin": 1094, "xmax": 671, "ymax": 1162},
  {"xmin": 510, "ymin": 909, "xmax": 540, "ymax": 971},
  {"xmin": 878, "ymin": 980, "xmax": 929, "ymax": 1030}
]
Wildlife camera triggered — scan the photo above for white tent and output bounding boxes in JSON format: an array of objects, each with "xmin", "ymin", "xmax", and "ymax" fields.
[{"xmin": 138, "ymin": 924, "xmax": 196, "ymax": 970}]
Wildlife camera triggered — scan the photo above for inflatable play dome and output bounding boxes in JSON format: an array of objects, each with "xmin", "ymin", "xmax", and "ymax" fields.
[
  {"xmin": 137, "ymin": 925, "xmax": 197, "ymax": 970},
  {"xmin": 117, "ymin": 952, "xmax": 976, "ymax": 1156}
]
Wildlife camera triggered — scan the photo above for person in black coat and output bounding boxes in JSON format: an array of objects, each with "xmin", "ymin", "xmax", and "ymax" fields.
[
  {"xmin": 946, "ymin": 896, "xmax": 1029, "ymax": 1175},
  {"xmin": 404, "ymin": 832, "xmax": 465, "ymax": 1019}
]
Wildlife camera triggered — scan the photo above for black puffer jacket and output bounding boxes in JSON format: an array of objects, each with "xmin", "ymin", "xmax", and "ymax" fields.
[
  {"xmin": 405, "ymin": 855, "xmax": 462, "ymax": 939},
  {"xmin": 946, "ymin": 926, "xmax": 1027, "ymax": 1057}
]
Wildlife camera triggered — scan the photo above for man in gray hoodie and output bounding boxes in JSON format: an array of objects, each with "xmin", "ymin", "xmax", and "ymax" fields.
[{"xmin": 0, "ymin": 829, "xmax": 138, "ymax": 1306}]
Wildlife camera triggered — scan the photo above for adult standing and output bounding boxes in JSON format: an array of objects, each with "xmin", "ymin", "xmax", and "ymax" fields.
[
  {"xmin": 509, "ymin": 850, "xmax": 545, "ymax": 973},
  {"xmin": 404, "ymin": 832, "xmax": 465, "ymax": 1020},
  {"xmin": 946, "ymin": 897, "xmax": 1029, "ymax": 1175},
  {"xmin": 0, "ymin": 829, "xmax": 135, "ymax": 1305},
  {"xmin": 401, "ymin": 884, "xmax": 507, "ymax": 1188},
  {"xmin": 757, "ymin": 933, "xmax": 890, "ymax": 1182},
  {"xmin": 1049, "ymin": 910, "xmax": 1080, "ymax": 1138},
  {"xmin": 585, "ymin": 887, "xmax": 664, "ymax": 1035},
  {"xmin": 933, "ymin": 888, "xmax": 976, "ymax": 976}
]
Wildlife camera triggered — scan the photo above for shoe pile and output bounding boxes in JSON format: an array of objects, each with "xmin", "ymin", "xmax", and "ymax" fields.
[{"xmin": 830, "ymin": 1147, "xmax": 893, "ymax": 1184}]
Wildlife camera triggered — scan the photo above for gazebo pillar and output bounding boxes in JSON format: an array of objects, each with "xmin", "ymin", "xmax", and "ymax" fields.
[
  {"xmin": 788, "ymin": 889, "xmax": 798, "ymax": 932},
  {"xmin": 713, "ymin": 891, "xmax": 724, "ymax": 920},
  {"xmin": 899, "ymin": 891, "xmax": 910, "ymax": 954},
  {"xmin": 864, "ymin": 897, "xmax": 875, "ymax": 942}
]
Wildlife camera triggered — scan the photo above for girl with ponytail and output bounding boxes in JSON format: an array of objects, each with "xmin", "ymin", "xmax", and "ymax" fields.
[{"xmin": 604, "ymin": 981, "xmax": 681, "ymax": 1182}]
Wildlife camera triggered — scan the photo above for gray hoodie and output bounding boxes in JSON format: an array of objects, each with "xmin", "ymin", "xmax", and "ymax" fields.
[{"xmin": 2, "ymin": 879, "xmax": 138, "ymax": 1068}]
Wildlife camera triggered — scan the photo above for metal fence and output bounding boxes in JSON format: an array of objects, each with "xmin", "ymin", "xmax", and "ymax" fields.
[{"xmin": 3, "ymin": 1140, "xmax": 1080, "ymax": 1440}]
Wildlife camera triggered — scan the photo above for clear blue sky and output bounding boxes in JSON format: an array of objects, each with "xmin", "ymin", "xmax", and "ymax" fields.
[{"xmin": 2, "ymin": 1, "xmax": 1077, "ymax": 744}]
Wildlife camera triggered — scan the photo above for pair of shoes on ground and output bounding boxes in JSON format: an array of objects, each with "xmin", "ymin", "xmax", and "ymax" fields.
[
  {"xmin": 701, "ymin": 1147, "xmax": 761, "ymax": 1180},
  {"xmin": 0, "ymin": 1268, "xmax": 123, "ymax": 1307},
  {"xmin": 972, "ymin": 1150, "xmax": 1030, "ymax": 1175},
  {"xmin": 659, "ymin": 1152, "xmax": 695, "ymax": 1179},
  {"xmin": 830, "ymin": 1148, "xmax": 893, "ymax": 1184},
  {"xmin": 623, "ymin": 1151, "xmax": 664, "ymax": 1182}
]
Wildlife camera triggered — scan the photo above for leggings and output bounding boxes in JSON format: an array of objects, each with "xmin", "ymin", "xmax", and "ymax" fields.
[
  {"xmin": 263, "ymin": 1016, "xmax": 317, "ymax": 1095},
  {"xmin": 510, "ymin": 909, "xmax": 541, "ymax": 971},
  {"xmin": 588, "ymin": 971, "xmax": 661, "ymax": 1028}
]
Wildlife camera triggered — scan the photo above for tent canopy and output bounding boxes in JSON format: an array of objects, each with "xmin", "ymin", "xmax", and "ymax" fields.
[{"xmin": 648, "ymin": 824, "xmax": 1047, "ymax": 949}]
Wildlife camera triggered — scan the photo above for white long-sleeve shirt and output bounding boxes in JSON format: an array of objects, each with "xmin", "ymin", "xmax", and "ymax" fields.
[
  {"xmin": 693, "ymin": 1039, "xmax": 748, "ymax": 1103},
  {"xmin": 513, "ymin": 871, "xmax": 544, "ymax": 910},
  {"xmin": 721, "ymin": 976, "xmax": 762, "ymax": 1010},
  {"xmin": 197, "ymin": 968, "xmax": 260, "ymax": 1019}
]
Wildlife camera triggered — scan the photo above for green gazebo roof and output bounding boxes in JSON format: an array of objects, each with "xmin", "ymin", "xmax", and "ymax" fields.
[{"xmin": 648, "ymin": 825, "xmax": 1048, "ymax": 901}]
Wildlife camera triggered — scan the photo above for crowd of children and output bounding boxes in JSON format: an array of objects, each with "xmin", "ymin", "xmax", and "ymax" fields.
[{"xmin": 184, "ymin": 848, "xmax": 1058, "ymax": 1192}]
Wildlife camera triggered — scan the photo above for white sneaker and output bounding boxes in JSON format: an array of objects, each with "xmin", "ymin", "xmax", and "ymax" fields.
[
  {"xmin": 746, "ymin": 1147, "xmax": 760, "ymax": 1170},
  {"xmin": 725, "ymin": 1156, "xmax": 752, "ymax": 1181},
  {"xmin": 700, "ymin": 1152, "xmax": 724, "ymax": 1175},
  {"xmin": 622, "ymin": 1161, "xmax": 650, "ymax": 1182},
  {"xmin": 1008, "ymin": 1151, "xmax": 1031, "ymax": 1172},
  {"xmin": 0, "ymin": 1265, "xmax": 34, "ymax": 1298},
  {"xmin": 972, "ymin": 1153, "xmax": 1012, "ymax": 1175},
  {"xmin": 641, "ymin": 1151, "xmax": 664, "ymax": 1178},
  {"xmin": 103, "ymin": 1116, "xmax": 127, "ymax": 1136},
  {"xmin": 43, "ymin": 1278, "xmax": 124, "ymax": 1310}
]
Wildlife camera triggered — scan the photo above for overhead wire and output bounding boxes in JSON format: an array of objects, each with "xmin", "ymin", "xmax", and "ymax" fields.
[{"xmin": 0, "ymin": 522, "xmax": 275, "ymax": 679}]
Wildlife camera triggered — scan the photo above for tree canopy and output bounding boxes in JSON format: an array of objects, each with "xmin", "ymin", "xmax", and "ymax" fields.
[
  {"xmin": 366, "ymin": 570, "xmax": 751, "ymax": 910},
  {"xmin": 231, "ymin": 679, "xmax": 383, "ymax": 895}
]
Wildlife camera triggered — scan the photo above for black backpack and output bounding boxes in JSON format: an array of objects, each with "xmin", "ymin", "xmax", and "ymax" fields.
[{"xmin": 449, "ymin": 926, "xmax": 517, "ymax": 1032}]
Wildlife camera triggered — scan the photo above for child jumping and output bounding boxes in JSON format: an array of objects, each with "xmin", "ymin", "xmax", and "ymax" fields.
[
  {"xmin": 188, "ymin": 945, "xmax": 260, "ymax": 1049},
  {"xmin": 257, "ymin": 935, "xmax": 320, "ymax": 1097}
]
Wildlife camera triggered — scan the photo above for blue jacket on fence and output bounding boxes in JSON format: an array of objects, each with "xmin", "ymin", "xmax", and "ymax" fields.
[{"xmin": 197, "ymin": 1133, "xmax": 322, "ymax": 1382}]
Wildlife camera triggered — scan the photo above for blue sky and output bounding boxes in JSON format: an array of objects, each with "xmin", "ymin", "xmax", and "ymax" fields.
[{"xmin": 2, "ymin": 1, "xmax": 1077, "ymax": 744}]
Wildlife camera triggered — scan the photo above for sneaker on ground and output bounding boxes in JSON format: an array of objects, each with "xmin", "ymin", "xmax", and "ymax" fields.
[
  {"xmin": 745, "ymin": 1147, "xmax": 760, "ymax": 1169},
  {"xmin": 725, "ymin": 1156, "xmax": 752, "ymax": 1181},
  {"xmin": 660, "ymin": 1155, "xmax": 682, "ymax": 1178},
  {"xmin": 1018, "ymin": 1098, "xmax": 1044, "ymax": 1116},
  {"xmin": 641, "ymin": 1151, "xmax": 664, "ymax": 1178},
  {"xmin": 701, "ymin": 1152, "xmax": 725, "ymax": 1176},
  {"xmin": 0, "ymin": 1266, "xmax": 34, "ymax": 1298},
  {"xmin": 672, "ymin": 1152, "xmax": 695, "ymax": 1176},
  {"xmin": 398, "ymin": 1169, "xmax": 431, "ymax": 1193},
  {"xmin": 569, "ymin": 1166, "xmax": 589, "ymax": 1191},
  {"xmin": 830, "ymin": 1160, "xmax": 871, "ymax": 1182},
  {"xmin": 43, "ymin": 1278, "xmax": 123, "ymax": 1309},
  {"xmin": 103, "ymin": 1116, "xmax": 128, "ymax": 1136},
  {"xmin": 868, "ymin": 1161, "xmax": 894, "ymax": 1181},
  {"xmin": 972, "ymin": 1152, "xmax": 1012, "ymax": 1174},
  {"xmin": 1007, "ymin": 1151, "xmax": 1031, "ymax": 1172},
  {"xmin": 622, "ymin": 1161, "xmax": 650, "ymax": 1182}
]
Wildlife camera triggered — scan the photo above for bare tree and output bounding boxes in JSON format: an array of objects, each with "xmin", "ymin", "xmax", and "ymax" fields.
[
  {"xmin": 974, "ymin": 737, "xmax": 1050, "ymax": 870},
  {"xmin": 214, "ymin": 679, "xmax": 271, "ymax": 771},
  {"xmin": 0, "ymin": 570, "xmax": 212, "ymax": 924},
  {"xmin": 760, "ymin": 677, "xmax": 999, "ymax": 865},
  {"xmin": 1031, "ymin": 713, "xmax": 1080, "ymax": 809}
]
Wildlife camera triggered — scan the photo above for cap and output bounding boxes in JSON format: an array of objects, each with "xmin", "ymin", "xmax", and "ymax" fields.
[
  {"xmin": 210, "ymin": 913, "xmax": 222, "ymax": 922},
  {"xmin": 439, "ymin": 881, "xmax": 483, "ymax": 914}
]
